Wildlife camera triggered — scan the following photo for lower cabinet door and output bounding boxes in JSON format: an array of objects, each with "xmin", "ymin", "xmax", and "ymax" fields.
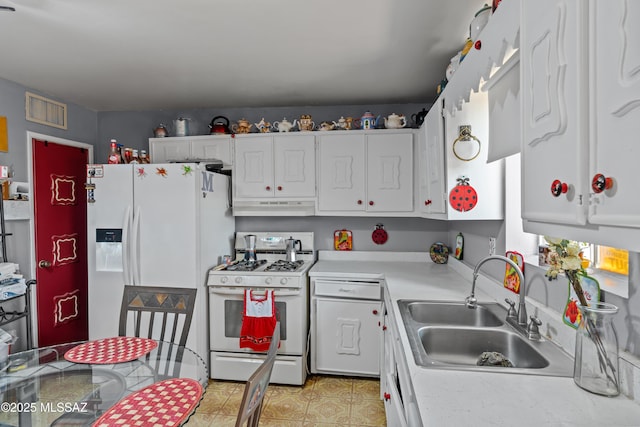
[
  {"xmin": 314, "ymin": 298, "xmax": 381, "ymax": 376},
  {"xmin": 383, "ymin": 371, "xmax": 407, "ymax": 427}
]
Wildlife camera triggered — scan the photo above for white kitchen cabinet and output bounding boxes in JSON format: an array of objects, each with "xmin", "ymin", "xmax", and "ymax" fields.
[
  {"xmin": 148, "ymin": 135, "xmax": 232, "ymax": 168},
  {"xmin": 521, "ymin": 0, "xmax": 640, "ymax": 251},
  {"xmin": 419, "ymin": 99, "xmax": 446, "ymax": 216},
  {"xmin": 233, "ymin": 133, "xmax": 315, "ymax": 199},
  {"xmin": 381, "ymin": 284, "xmax": 421, "ymax": 427},
  {"xmin": 317, "ymin": 130, "xmax": 414, "ymax": 215},
  {"xmin": 420, "ymin": 91, "xmax": 504, "ymax": 220},
  {"xmin": 310, "ymin": 278, "xmax": 382, "ymax": 377}
]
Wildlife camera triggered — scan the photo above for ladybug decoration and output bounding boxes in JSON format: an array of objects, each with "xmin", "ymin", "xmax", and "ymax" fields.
[
  {"xmin": 372, "ymin": 223, "xmax": 388, "ymax": 245},
  {"xmin": 449, "ymin": 176, "xmax": 478, "ymax": 212}
]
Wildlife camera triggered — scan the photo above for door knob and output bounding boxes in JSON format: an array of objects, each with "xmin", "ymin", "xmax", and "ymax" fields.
[
  {"xmin": 592, "ymin": 173, "xmax": 613, "ymax": 193},
  {"xmin": 38, "ymin": 260, "xmax": 52, "ymax": 268},
  {"xmin": 550, "ymin": 179, "xmax": 568, "ymax": 197}
]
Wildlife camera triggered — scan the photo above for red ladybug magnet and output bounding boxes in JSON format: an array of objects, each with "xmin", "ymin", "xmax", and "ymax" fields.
[
  {"xmin": 449, "ymin": 176, "xmax": 478, "ymax": 212},
  {"xmin": 372, "ymin": 223, "xmax": 388, "ymax": 245}
]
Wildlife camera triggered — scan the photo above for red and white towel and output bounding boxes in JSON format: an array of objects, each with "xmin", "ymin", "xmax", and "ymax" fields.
[{"xmin": 239, "ymin": 289, "xmax": 277, "ymax": 351}]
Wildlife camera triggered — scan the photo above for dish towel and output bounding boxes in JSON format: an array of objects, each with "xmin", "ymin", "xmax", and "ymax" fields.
[{"xmin": 240, "ymin": 289, "xmax": 277, "ymax": 351}]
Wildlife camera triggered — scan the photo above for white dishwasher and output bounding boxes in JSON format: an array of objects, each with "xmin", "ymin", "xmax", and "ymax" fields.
[{"xmin": 310, "ymin": 277, "xmax": 383, "ymax": 377}]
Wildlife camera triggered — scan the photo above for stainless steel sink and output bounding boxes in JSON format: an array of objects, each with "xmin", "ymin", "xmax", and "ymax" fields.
[
  {"xmin": 404, "ymin": 300, "xmax": 504, "ymax": 327},
  {"xmin": 398, "ymin": 300, "xmax": 575, "ymax": 377},
  {"xmin": 419, "ymin": 327, "xmax": 548, "ymax": 368}
]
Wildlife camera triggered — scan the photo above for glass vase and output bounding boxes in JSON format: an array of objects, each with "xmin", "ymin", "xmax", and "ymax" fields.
[{"xmin": 573, "ymin": 302, "xmax": 620, "ymax": 396}]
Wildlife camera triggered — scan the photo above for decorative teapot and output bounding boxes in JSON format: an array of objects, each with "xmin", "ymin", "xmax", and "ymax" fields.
[
  {"xmin": 297, "ymin": 114, "xmax": 315, "ymax": 132},
  {"xmin": 209, "ymin": 116, "xmax": 231, "ymax": 134},
  {"xmin": 411, "ymin": 108, "xmax": 428, "ymax": 127},
  {"xmin": 354, "ymin": 111, "xmax": 381, "ymax": 129},
  {"xmin": 153, "ymin": 123, "xmax": 168, "ymax": 138},
  {"xmin": 254, "ymin": 117, "xmax": 272, "ymax": 133},
  {"xmin": 384, "ymin": 113, "xmax": 407, "ymax": 129},
  {"xmin": 272, "ymin": 118, "xmax": 297, "ymax": 132},
  {"xmin": 231, "ymin": 118, "xmax": 253, "ymax": 134},
  {"xmin": 317, "ymin": 121, "xmax": 336, "ymax": 131}
]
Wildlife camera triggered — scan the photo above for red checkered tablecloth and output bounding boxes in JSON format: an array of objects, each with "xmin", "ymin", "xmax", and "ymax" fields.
[
  {"xmin": 92, "ymin": 378, "xmax": 203, "ymax": 427},
  {"xmin": 64, "ymin": 336, "xmax": 158, "ymax": 364}
]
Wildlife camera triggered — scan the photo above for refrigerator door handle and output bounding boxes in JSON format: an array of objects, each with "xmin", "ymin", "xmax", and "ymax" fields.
[
  {"xmin": 131, "ymin": 206, "xmax": 141, "ymax": 285},
  {"xmin": 122, "ymin": 206, "xmax": 132, "ymax": 286}
]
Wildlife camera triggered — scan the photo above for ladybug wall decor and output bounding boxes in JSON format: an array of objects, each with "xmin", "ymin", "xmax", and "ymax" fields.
[
  {"xmin": 372, "ymin": 224, "xmax": 388, "ymax": 245},
  {"xmin": 449, "ymin": 176, "xmax": 478, "ymax": 212}
]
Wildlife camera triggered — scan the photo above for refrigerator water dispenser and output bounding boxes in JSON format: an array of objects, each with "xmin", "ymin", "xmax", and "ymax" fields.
[{"xmin": 96, "ymin": 228, "xmax": 123, "ymax": 272}]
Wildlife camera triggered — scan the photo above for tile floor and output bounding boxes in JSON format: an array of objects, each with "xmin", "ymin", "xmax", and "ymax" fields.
[{"xmin": 185, "ymin": 375, "xmax": 387, "ymax": 426}]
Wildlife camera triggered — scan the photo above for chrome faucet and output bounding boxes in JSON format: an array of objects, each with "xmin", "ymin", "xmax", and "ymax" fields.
[{"xmin": 465, "ymin": 255, "xmax": 527, "ymax": 327}]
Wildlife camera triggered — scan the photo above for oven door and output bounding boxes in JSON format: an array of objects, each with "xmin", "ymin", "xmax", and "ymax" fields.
[{"xmin": 209, "ymin": 286, "xmax": 306, "ymax": 355}]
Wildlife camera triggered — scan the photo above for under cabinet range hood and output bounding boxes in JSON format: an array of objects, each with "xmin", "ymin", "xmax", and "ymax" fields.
[{"xmin": 233, "ymin": 200, "xmax": 315, "ymax": 216}]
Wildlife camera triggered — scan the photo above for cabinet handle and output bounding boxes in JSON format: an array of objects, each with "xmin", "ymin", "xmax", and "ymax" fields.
[
  {"xmin": 277, "ymin": 186, "xmax": 283, "ymax": 191},
  {"xmin": 357, "ymin": 200, "xmax": 363, "ymax": 205},
  {"xmin": 550, "ymin": 179, "xmax": 568, "ymax": 197},
  {"xmin": 369, "ymin": 200, "xmax": 374, "ymax": 206},
  {"xmin": 372, "ymin": 309, "xmax": 378, "ymax": 315},
  {"xmin": 592, "ymin": 174, "xmax": 613, "ymax": 193},
  {"xmin": 384, "ymin": 392, "xmax": 391, "ymax": 401},
  {"xmin": 265, "ymin": 186, "xmax": 271, "ymax": 191},
  {"xmin": 382, "ymin": 325, "xmax": 387, "ymax": 331},
  {"xmin": 424, "ymin": 200, "xmax": 432, "ymax": 206},
  {"xmin": 475, "ymin": 40, "xmax": 482, "ymax": 50}
]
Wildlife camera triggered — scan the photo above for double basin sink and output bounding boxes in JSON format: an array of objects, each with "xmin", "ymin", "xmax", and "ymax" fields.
[{"xmin": 398, "ymin": 300, "xmax": 575, "ymax": 377}]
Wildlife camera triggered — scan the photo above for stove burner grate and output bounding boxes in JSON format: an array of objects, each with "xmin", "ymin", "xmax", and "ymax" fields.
[
  {"xmin": 265, "ymin": 260, "xmax": 305, "ymax": 272},
  {"xmin": 225, "ymin": 259, "xmax": 267, "ymax": 271}
]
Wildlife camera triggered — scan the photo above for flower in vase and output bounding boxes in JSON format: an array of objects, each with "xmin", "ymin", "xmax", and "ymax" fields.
[{"xmin": 543, "ymin": 236, "xmax": 589, "ymax": 306}]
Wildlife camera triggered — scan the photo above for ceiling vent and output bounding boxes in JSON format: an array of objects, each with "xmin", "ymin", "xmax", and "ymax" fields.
[{"xmin": 25, "ymin": 91, "xmax": 67, "ymax": 129}]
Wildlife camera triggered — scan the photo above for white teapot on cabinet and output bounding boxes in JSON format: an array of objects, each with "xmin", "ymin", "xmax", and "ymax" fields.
[
  {"xmin": 272, "ymin": 118, "xmax": 297, "ymax": 132},
  {"xmin": 384, "ymin": 113, "xmax": 407, "ymax": 129}
]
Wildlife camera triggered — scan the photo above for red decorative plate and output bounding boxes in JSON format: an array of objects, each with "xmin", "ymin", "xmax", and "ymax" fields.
[
  {"xmin": 93, "ymin": 378, "xmax": 203, "ymax": 427},
  {"xmin": 64, "ymin": 336, "xmax": 158, "ymax": 364}
]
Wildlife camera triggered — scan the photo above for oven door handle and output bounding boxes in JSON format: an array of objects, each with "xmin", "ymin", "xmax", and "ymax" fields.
[{"xmin": 209, "ymin": 288, "xmax": 301, "ymax": 297}]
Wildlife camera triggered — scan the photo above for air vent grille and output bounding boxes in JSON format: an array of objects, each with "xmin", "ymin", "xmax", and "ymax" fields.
[{"xmin": 25, "ymin": 92, "xmax": 67, "ymax": 129}]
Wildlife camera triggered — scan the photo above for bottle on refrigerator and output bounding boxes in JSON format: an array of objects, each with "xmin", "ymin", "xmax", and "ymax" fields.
[
  {"xmin": 140, "ymin": 150, "xmax": 150, "ymax": 164},
  {"xmin": 107, "ymin": 139, "xmax": 123, "ymax": 164},
  {"xmin": 130, "ymin": 149, "xmax": 140, "ymax": 164}
]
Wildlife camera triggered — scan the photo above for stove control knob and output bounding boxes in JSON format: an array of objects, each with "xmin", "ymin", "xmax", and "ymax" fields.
[
  {"xmin": 265, "ymin": 277, "xmax": 272, "ymax": 285},
  {"xmin": 235, "ymin": 277, "xmax": 243, "ymax": 284},
  {"xmin": 220, "ymin": 277, "xmax": 228, "ymax": 284},
  {"xmin": 280, "ymin": 278, "xmax": 288, "ymax": 285}
]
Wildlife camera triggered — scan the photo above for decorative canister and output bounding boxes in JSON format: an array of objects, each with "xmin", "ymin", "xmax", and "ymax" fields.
[
  {"xmin": 174, "ymin": 117, "xmax": 189, "ymax": 137},
  {"xmin": 573, "ymin": 302, "xmax": 620, "ymax": 396}
]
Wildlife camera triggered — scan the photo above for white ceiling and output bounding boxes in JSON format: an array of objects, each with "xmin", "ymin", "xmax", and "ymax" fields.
[{"xmin": 0, "ymin": 0, "xmax": 483, "ymax": 112}]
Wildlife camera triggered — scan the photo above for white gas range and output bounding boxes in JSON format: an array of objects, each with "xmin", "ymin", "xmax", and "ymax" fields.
[{"xmin": 207, "ymin": 232, "xmax": 315, "ymax": 385}]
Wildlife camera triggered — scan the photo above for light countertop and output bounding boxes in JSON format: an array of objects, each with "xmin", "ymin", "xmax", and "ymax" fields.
[{"xmin": 309, "ymin": 251, "xmax": 640, "ymax": 427}]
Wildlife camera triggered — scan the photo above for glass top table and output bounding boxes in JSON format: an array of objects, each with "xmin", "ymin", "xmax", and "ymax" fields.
[{"xmin": 0, "ymin": 340, "xmax": 208, "ymax": 426}]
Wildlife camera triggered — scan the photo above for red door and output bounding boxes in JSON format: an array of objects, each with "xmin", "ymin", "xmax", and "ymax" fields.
[{"xmin": 32, "ymin": 138, "xmax": 88, "ymax": 346}]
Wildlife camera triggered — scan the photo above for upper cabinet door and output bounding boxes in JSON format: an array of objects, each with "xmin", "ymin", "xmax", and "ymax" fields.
[
  {"xmin": 588, "ymin": 0, "xmax": 640, "ymax": 228},
  {"xmin": 234, "ymin": 136, "xmax": 274, "ymax": 198},
  {"xmin": 366, "ymin": 133, "xmax": 413, "ymax": 212},
  {"xmin": 190, "ymin": 136, "xmax": 232, "ymax": 168},
  {"xmin": 149, "ymin": 139, "xmax": 190, "ymax": 163},
  {"xmin": 273, "ymin": 135, "xmax": 315, "ymax": 197},
  {"xmin": 424, "ymin": 101, "xmax": 446, "ymax": 215},
  {"xmin": 317, "ymin": 134, "xmax": 366, "ymax": 212},
  {"xmin": 521, "ymin": 0, "xmax": 589, "ymax": 226}
]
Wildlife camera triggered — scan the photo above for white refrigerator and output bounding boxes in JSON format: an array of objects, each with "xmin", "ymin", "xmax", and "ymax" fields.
[{"xmin": 87, "ymin": 162, "xmax": 235, "ymax": 364}]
